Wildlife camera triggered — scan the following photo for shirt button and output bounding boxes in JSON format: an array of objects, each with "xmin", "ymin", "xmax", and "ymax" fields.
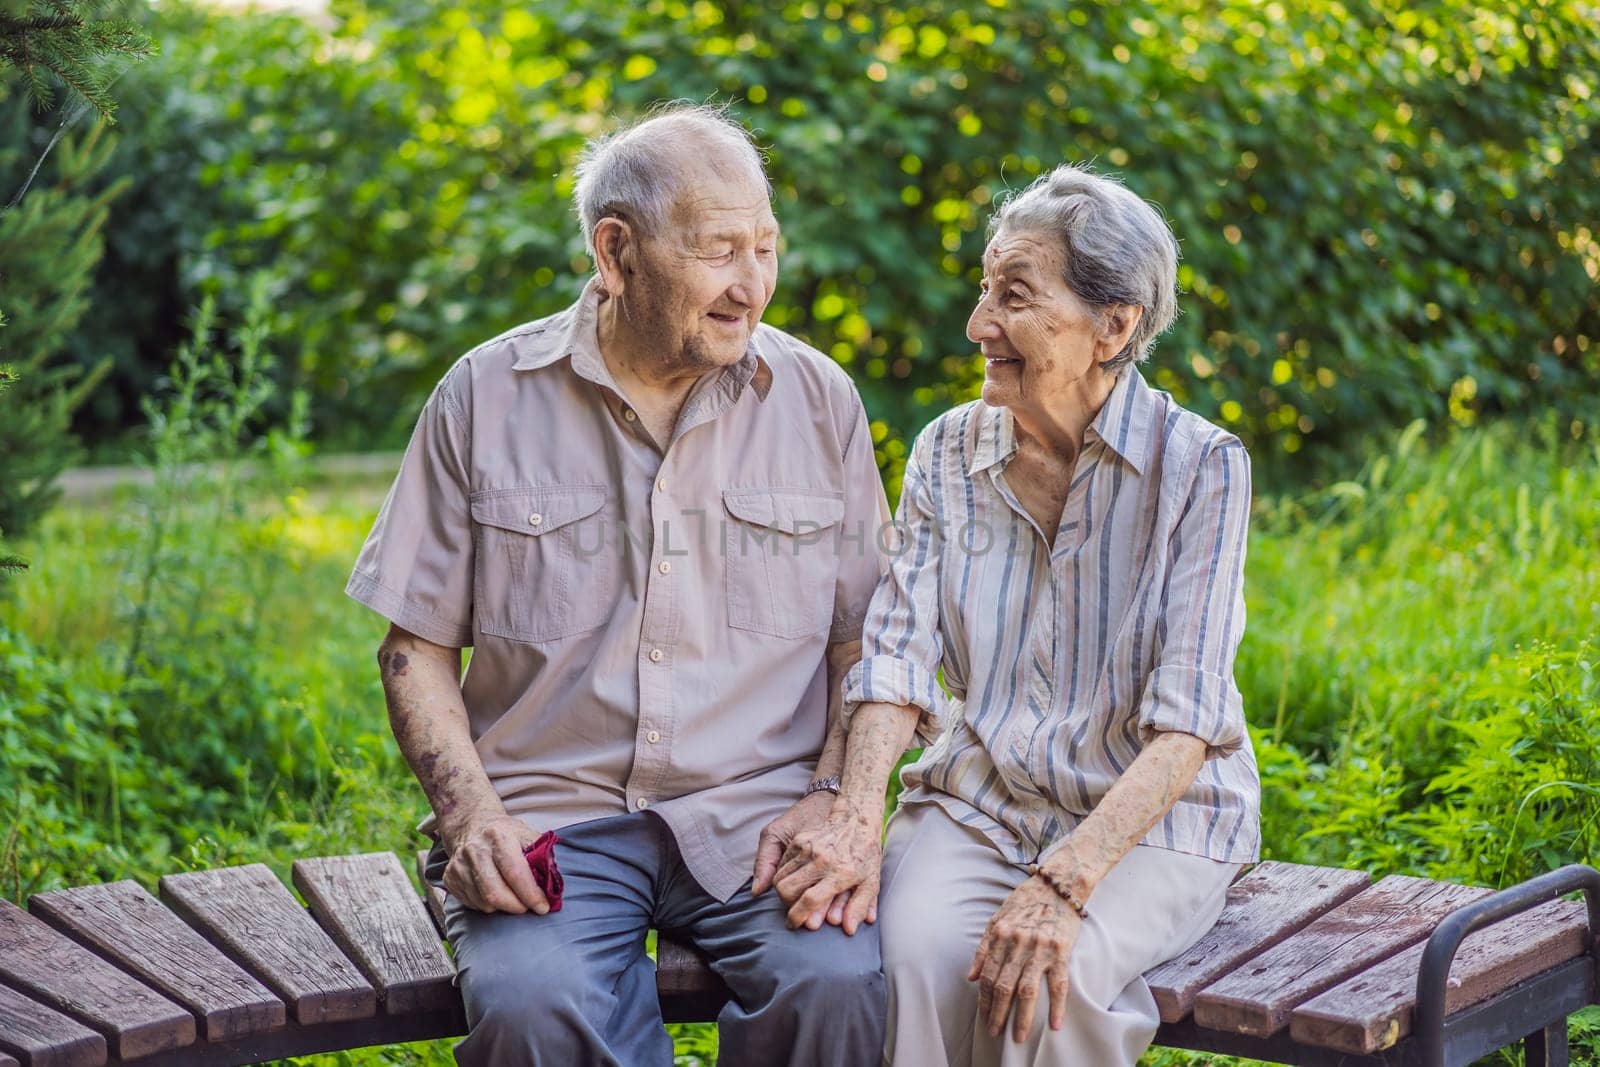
[
  {"xmin": 623, "ymin": 408, "xmax": 637, "ymax": 422},
  {"xmin": 635, "ymin": 797, "xmax": 650, "ymax": 810},
  {"xmin": 658, "ymin": 560, "xmax": 671, "ymax": 575},
  {"xmin": 646, "ymin": 730, "xmax": 661, "ymax": 744},
  {"xmin": 656, "ymin": 478, "xmax": 667, "ymax": 493},
  {"xmin": 528, "ymin": 512, "xmax": 543, "ymax": 527},
  {"xmin": 649, "ymin": 648, "xmax": 664, "ymax": 663}
]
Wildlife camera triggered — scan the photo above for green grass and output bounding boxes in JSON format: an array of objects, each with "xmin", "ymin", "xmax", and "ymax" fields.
[{"xmin": 1, "ymin": 417, "xmax": 1596, "ymax": 1065}]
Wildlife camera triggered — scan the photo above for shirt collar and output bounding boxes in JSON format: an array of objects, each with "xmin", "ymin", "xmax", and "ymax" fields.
[
  {"xmin": 966, "ymin": 367, "xmax": 1157, "ymax": 477},
  {"xmin": 512, "ymin": 277, "xmax": 772, "ymax": 401},
  {"xmin": 1086, "ymin": 366, "xmax": 1157, "ymax": 476}
]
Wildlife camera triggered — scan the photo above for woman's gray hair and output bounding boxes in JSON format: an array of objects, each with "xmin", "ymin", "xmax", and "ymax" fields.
[
  {"xmin": 573, "ymin": 103, "xmax": 769, "ymax": 256},
  {"xmin": 988, "ymin": 164, "xmax": 1180, "ymax": 370}
]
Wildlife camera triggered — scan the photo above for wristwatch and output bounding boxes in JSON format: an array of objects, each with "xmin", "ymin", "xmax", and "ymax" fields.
[{"xmin": 803, "ymin": 775, "xmax": 842, "ymax": 798}]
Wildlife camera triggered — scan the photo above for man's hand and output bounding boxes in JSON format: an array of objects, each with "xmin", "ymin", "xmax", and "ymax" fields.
[
  {"xmin": 969, "ymin": 876, "xmax": 1082, "ymax": 1043},
  {"xmin": 752, "ymin": 791, "xmax": 864, "ymax": 931},
  {"xmin": 769, "ymin": 803, "xmax": 882, "ymax": 934},
  {"xmin": 441, "ymin": 813, "xmax": 550, "ymax": 915}
]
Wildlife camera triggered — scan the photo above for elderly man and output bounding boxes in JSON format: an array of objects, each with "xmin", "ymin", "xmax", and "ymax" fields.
[{"xmin": 346, "ymin": 105, "xmax": 889, "ymax": 1066}]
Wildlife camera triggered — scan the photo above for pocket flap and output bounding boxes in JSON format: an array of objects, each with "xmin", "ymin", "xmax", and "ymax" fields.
[
  {"xmin": 471, "ymin": 485, "xmax": 606, "ymax": 535},
  {"xmin": 722, "ymin": 489, "xmax": 845, "ymax": 535}
]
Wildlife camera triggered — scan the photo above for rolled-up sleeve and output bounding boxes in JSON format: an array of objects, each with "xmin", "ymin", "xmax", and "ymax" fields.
[
  {"xmin": 1136, "ymin": 440, "xmax": 1252, "ymax": 757},
  {"xmin": 830, "ymin": 402, "xmax": 891, "ymax": 644},
  {"xmin": 345, "ymin": 375, "xmax": 475, "ymax": 648},
  {"xmin": 841, "ymin": 437, "xmax": 946, "ymax": 747}
]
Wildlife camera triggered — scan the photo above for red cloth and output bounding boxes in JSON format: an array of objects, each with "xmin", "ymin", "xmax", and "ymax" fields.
[{"xmin": 523, "ymin": 831, "xmax": 564, "ymax": 911}]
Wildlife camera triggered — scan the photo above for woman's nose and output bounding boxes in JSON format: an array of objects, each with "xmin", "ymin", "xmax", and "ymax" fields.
[{"xmin": 967, "ymin": 302, "xmax": 998, "ymax": 343}]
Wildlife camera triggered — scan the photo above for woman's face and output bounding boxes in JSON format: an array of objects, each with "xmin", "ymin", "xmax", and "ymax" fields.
[{"xmin": 966, "ymin": 229, "xmax": 1115, "ymax": 413}]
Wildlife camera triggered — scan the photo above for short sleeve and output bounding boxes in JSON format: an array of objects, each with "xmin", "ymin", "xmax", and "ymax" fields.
[
  {"xmin": 345, "ymin": 376, "xmax": 475, "ymax": 647},
  {"xmin": 840, "ymin": 431, "xmax": 947, "ymax": 747},
  {"xmin": 829, "ymin": 400, "xmax": 891, "ymax": 644},
  {"xmin": 1136, "ymin": 440, "xmax": 1252, "ymax": 757}
]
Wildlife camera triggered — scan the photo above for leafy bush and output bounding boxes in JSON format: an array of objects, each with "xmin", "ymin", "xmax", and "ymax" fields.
[
  {"xmin": 0, "ymin": 86, "xmax": 122, "ymax": 537},
  {"xmin": 64, "ymin": 0, "xmax": 1600, "ymax": 479}
]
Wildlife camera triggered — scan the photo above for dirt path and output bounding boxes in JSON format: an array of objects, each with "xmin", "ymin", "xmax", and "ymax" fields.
[{"xmin": 56, "ymin": 452, "xmax": 403, "ymax": 503}]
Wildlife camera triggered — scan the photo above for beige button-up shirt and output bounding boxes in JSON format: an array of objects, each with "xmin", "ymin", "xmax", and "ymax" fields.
[
  {"xmin": 844, "ymin": 368, "xmax": 1261, "ymax": 869},
  {"xmin": 348, "ymin": 281, "xmax": 888, "ymax": 900}
]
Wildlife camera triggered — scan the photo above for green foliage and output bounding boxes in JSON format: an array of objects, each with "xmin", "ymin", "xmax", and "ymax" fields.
[
  {"xmin": 0, "ymin": 91, "xmax": 123, "ymax": 537},
  {"xmin": 1424, "ymin": 643, "xmax": 1598, "ymax": 889},
  {"xmin": 0, "ymin": 0, "xmax": 155, "ymax": 119},
  {"xmin": 0, "ymin": 286, "xmax": 344, "ymax": 898},
  {"xmin": 62, "ymin": 0, "xmax": 1600, "ymax": 476},
  {"xmin": 1241, "ymin": 420, "xmax": 1599, "ymax": 1065},
  {"xmin": 0, "ymin": 363, "xmax": 26, "ymax": 578}
]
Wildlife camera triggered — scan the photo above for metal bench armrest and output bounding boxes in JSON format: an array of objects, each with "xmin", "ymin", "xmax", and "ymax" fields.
[{"xmin": 1415, "ymin": 863, "xmax": 1600, "ymax": 1067}]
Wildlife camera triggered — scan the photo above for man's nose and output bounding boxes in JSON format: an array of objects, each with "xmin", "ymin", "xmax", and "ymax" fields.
[{"xmin": 727, "ymin": 250, "xmax": 765, "ymax": 309}]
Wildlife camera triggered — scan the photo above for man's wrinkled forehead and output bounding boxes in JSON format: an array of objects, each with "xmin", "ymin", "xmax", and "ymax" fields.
[{"xmin": 668, "ymin": 158, "xmax": 776, "ymax": 236}]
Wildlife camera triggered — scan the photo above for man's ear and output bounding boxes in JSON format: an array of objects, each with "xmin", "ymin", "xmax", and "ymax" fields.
[
  {"xmin": 593, "ymin": 216, "xmax": 637, "ymax": 296},
  {"xmin": 1097, "ymin": 303, "xmax": 1144, "ymax": 365}
]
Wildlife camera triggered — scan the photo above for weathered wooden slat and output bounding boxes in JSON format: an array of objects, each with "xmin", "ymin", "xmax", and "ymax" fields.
[
  {"xmin": 0, "ymin": 899, "xmax": 194, "ymax": 1059},
  {"xmin": 292, "ymin": 853, "xmax": 456, "ymax": 1014},
  {"xmin": 0, "ymin": 983, "xmax": 107, "ymax": 1067},
  {"xmin": 1289, "ymin": 899, "xmax": 1588, "ymax": 1054},
  {"xmin": 30, "ymin": 880, "xmax": 284, "ymax": 1043},
  {"xmin": 656, "ymin": 937, "xmax": 723, "ymax": 997},
  {"xmin": 414, "ymin": 851, "xmax": 448, "ymax": 938},
  {"xmin": 159, "ymin": 864, "xmax": 378, "ymax": 1027},
  {"xmin": 1146, "ymin": 861, "xmax": 1371, "ymax": 1022},
  {"xmin": 1193, "ymin": 875, "xmax": 1492, "ymax": 1037}
]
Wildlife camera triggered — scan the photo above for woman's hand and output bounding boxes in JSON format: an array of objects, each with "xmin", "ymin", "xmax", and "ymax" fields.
[
  {"xmin": 969, "ymin": 875, "xmax": 1082, "ymax": 1042},
  {"xmin": 771, "ymin": 806, "xmax": 883, "ymax": 934}
]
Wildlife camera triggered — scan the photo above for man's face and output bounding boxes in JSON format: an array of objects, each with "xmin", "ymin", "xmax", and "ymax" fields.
[{"xmin": 629, "ymin": 167, "xmax": 780, "ymax": 372}]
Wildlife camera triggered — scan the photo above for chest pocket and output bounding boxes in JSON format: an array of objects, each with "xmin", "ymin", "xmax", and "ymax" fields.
[
  {"xmin": 470, "ymin": 485, "xmax": 616, "ymax": 643},
  {"xmin": 723, "ymin": 488, "xmax": 845, "ymax": 640}
]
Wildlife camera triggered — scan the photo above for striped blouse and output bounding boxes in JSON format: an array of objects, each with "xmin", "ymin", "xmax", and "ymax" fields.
[{"xmin": 842, "ymin": 367, "xmax": 1261, "ymax": 867}]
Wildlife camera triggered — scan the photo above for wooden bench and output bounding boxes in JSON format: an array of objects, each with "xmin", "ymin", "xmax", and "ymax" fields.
[{"xmin": 1, "ymin": 852, "xmax": 1594, "ymax": 1067}]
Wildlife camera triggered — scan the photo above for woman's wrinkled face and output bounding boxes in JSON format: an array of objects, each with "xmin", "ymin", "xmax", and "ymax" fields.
[{"xmin": 967, "ymin": 229, "xmax": 1109, "ymax": 412}]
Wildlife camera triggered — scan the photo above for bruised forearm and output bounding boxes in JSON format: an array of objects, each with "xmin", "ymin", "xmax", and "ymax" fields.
[
  {"xmin": 834, "ymin": 700, "xmax": 921, "ymax": 824},
  {"xmin": 1041, "ymin": 730, "xmax": 1207, "ymax": 899},
  {"xmin": 378, "ymin": 627, "xmax": 505, "ymax": 848}
]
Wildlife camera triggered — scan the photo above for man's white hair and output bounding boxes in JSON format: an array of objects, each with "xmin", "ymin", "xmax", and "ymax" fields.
[{"xmin": 573, "ymin": 102, "xmax": 770, "ymax": 256}]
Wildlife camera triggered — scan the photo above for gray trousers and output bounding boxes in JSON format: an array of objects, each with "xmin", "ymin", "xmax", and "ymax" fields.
[{"xmin": 425, "ymin": 811, "xmax": 886, "ymax": 1067}]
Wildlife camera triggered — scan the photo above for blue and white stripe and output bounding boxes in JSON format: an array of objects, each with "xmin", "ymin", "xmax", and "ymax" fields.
[{"xmin": 842, "ymin": 368, "xmax": 1261, "ymax": 867}]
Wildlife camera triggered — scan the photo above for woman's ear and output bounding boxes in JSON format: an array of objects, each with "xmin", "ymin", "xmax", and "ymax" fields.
[
  {"xmin": 592, "ymin": 216, "xmax": 635, "ymax": 296},
  {"xmin": 1097, "ymin": 304, "xmax": 1144, "ymax": 365}
]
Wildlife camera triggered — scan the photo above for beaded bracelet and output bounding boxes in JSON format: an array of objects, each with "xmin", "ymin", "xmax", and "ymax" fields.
[{"xmin": 1030, "ymin": 865, "xmax": 1090, "ymax": 919}]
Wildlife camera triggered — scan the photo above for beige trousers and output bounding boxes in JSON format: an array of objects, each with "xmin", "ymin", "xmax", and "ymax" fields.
[{"xmin": 879, "ymin": 802, "xmax": 1238, "ymax": 1067}]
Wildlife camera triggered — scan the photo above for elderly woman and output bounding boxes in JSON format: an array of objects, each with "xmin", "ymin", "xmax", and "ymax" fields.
[{"xmin": 772, "ymin": 164, "xmax": 1261, "ymax": 1066}]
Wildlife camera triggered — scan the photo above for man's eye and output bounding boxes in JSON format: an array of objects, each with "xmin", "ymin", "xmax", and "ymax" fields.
[{"xmin": 757, "ymin": 247, "xmax": 776, "ymax": 257}]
